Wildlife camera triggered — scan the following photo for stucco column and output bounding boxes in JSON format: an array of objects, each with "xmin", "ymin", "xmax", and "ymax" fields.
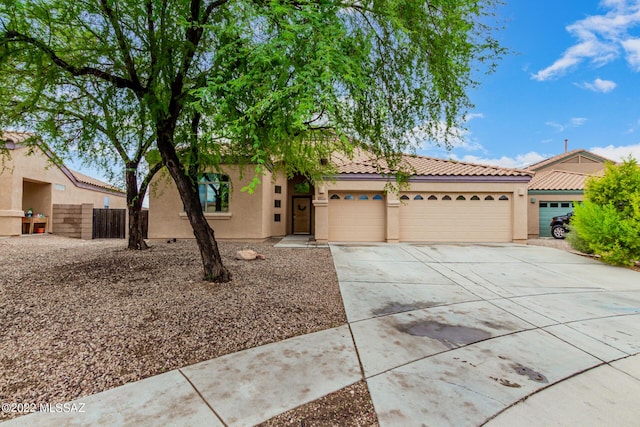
[
  {"xmin": 386, "ymin": 193, "xmax": 400, "ymax": 243},
  {"xmin": 312, "ymin": 198, "xmax": 329, "ymax": 243},
  {"xmin": 0, "ymin": 173, "xmax": 23, "ymax": 236},
  {"xmin": 313, "ymin": 183, "xmax": 329, "ymax": 243},
  {"xmin": 512, "ymin": 185, "xmax": 528, "ymax": 244}
]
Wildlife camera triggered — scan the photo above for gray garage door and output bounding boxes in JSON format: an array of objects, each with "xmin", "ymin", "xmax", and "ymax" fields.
[{"xmin": 539, "ymin": 202, "xmax": 574, "ymax": 237}]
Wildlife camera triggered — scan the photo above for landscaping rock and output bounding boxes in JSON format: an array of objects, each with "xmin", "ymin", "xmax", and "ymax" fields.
[
  {"xmin": 236, "ymin": 249, "xmax": 257, "ymax": 260},
  {"xmin": 236, "ymin": 249, "xmax": 266, "ymax": 260}
]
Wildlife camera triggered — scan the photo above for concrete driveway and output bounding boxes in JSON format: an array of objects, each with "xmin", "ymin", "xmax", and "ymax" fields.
[{"xmin": 330, "ymin": 243, "xmax": 640, "ymax": 426}]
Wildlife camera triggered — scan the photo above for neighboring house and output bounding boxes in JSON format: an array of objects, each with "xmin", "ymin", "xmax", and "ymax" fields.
[
  {"xmin": 526, "ymin": 149, "xmax": 612, "ymax": 238},
  {"xmin": 149, "ymin": 152, "xmax": 534, "ymax": 244},
  {"xmin": 0, "ymin": 131, "xmax": 126, "ymax": 237}
]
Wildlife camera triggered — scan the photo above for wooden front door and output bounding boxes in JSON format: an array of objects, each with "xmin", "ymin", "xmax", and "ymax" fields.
[{"xmin": 292, "ymin": 196, "xmax": 312, "ymax": 234}]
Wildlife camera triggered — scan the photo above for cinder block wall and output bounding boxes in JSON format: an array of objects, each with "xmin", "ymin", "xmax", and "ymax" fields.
[{"xmin": 53, "ymin": 204, "xmax": 94, "ymax": 239}]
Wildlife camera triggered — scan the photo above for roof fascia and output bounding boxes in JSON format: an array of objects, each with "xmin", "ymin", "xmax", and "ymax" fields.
[
  {"xmin": 331, "ymin": 173, "xmax": 532, "ymax": 183},
  {"xmin": 528, "ymin": 190, "xmax": 584, "ymax": 195}
]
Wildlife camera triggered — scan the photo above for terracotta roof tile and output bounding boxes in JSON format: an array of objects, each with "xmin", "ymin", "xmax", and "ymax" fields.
[
  {"xmin": 1, "ymin": 131, "xmax": 33, "ymax": 145},
  {"xmin": 337, "ymin": 153, "xmax": 532, "ymax": 177},
  {"xmin": 528, "ymin": 170, "xmax": 593, "ymax": 191},
  {"xmin": 69, "ymin": 169, "xmax": 124, "ymax": 193}
]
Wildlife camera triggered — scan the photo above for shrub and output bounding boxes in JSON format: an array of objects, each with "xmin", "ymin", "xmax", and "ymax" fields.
[
  {"xmin": 566, "ymin": 225, "xmax": 593, "ymax": 254},
  {"xmin": 570, "ymin": 158, "xmax": 640, "ymax": 266}
]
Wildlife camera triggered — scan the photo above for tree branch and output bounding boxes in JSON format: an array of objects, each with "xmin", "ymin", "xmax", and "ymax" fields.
[
  {"xmin": 167, "ymin": 0, "xmax": 230, "ymax": 119},
  {"xmin": 145, "ymin": 0, "xmax": 157, "ymax": 89},
  {"xmin": 139, "ymin": 160, "xmax": 165, "ymax": 201},
  {"xmin": 99, "ymin": 0, "xmax": 142, "ymax": 89},
  {"xmin": 2, "ymin": 31, "xmax": 145, "ymax": 92}
]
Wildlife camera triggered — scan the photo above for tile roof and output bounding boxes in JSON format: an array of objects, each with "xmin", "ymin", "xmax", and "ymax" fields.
[
  {"xmin": 69, "ymin": 169, "xmax": 124, "ymax": 193},
  {"xmin": 526, "ymin": 149, "xmax": 613, "ymax": 171},
  {"xmin": 1, "ymin": 130, "xmax": 32, "ymax": 144},
  {"xmin": 336, "ymin": 152, "xmax": 533, "ymax": 178},
  {"xmin": 528, "ymin": 170, "xmax": 593, "ymax": 191}
]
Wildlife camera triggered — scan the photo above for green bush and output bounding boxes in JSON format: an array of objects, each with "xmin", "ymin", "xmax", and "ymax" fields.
[
  {"xmin": 570, "ymin": 158, "xmax": 640, "ymax": 266},
  {"xmin": 566, "ymin": 225, "xmax": 593, "ymax": 254}
]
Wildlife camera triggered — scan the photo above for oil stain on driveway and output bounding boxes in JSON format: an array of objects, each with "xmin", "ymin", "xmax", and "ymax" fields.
[{"xmin": 330, "ymin": 243, "xmax": 640, "ymax": 427}]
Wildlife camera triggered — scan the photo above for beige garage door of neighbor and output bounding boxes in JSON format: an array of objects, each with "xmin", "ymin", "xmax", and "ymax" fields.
[
  {"xmin": 328, "ymin": 192, "xmax": 385, "ymax": 241},
  {"xmin": 399, "ymin": 193, "xmax": 512, "ymax": 242}
]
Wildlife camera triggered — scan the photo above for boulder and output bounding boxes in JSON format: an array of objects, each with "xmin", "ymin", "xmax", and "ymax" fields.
[{"xmin": 236, "ymin": 249, "xmax": 257, "ymax": 260}]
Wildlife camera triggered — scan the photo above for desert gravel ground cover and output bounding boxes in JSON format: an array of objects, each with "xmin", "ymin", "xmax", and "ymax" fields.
[
  {"xmin": 0, "ymin": 235, "xmax": 378, "ymax": 425},
  {"xmin": 1, "ymin": 235, "xmax": 605, "ymax": 425}
]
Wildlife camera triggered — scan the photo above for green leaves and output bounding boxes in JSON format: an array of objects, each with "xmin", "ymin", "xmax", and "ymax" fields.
[
  {"xmin": 570, "ymin": 158, "xmax": 640, "ymax": 266},
  {"xmin": 189, "ymin": 0, "xmax": 506, "ymax": 187},
  {"xmin": 2, "ymin": 0, "xmax": 506, "ymax": 191}
]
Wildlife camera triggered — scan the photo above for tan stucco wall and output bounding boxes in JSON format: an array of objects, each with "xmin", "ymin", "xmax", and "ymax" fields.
[
  {"xmin": 0, "ymin": 146, "xmax": 126, "ymax": 236},
  {"xmin": 533, "ymin": 155, "xmax": 606, "ymax": 176},
  {"xmin": 148, "ymin": 165, "xmax": 530, "ymax": 244},
  {"xmin": 148, "ymin": 166, "xmax": 277, "ymax": 240},
  {"xmin": 270, "ymin": 175, "xmax": 288, "ymax": 237},
  {"xmin": 316, "ymin": 179, "xmax": 530, "ymax": 244}
]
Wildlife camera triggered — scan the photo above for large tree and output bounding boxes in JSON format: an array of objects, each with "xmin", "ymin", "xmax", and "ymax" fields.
[
  {"xmin": 0, "ymin": 0, "xmax": 505, "ymax": 281},
  {"xmin": 0, "ymin": 66, "xmax": 161, "ymax": 250}
]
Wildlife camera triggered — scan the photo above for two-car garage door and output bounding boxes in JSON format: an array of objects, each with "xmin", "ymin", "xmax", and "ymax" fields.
[
  {"xmin": 328, "ymin": 192, "xmax": 513, "ymax": 242},
  {"xmin": 399, "ymin": 193, "xmax": 511, "ymax": 242}
]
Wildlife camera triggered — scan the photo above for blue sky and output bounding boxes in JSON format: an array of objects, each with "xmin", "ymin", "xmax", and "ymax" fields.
[
  {"xmin": 70, "ymin": 0, "xmax": 640, "ymax": 183},
  {"xmin": 418, "ymin": 0, "xmax": 640, "ymax": 167}
]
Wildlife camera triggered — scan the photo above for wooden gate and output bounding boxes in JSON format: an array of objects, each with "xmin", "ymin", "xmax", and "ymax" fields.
[{"xmin": 93, "ymin": 208, "xmax": 126, "ymax": 239}]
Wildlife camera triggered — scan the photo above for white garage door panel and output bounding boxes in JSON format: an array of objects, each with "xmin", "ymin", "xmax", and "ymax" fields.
[
  {"xmin": 329, "ymin": 193, "xmax": 385, "ymax": 242},
  {"xmin": 399, "ymin": 194, "xmax": 511, "ymax": 242}
]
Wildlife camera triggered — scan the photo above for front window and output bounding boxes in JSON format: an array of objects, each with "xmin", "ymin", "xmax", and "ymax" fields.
[{"xmin": 199, "ymin": 173, "xmax": 230, "ymax": 213}]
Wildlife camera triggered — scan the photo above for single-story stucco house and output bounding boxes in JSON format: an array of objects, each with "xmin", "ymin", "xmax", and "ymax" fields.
[
  {"xmin": 526, "ymin": 149, "xmax": 612, "ymax": 238},
  {"xmin": 149, "ymin": 151, "xmax": 534, "ymax": 244},
  {"xmin": 0, "ymin": 131, "xmax": 126, "ymax": 237}
]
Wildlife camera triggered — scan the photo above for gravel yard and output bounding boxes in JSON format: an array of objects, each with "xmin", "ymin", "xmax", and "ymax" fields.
[
  {"xmin": 0, "ymin": 235, "xmax": 378, "ymax": 425},
  {"xmin": 0, "ymin": 235, "xmax": 609, "ymax": 425}
]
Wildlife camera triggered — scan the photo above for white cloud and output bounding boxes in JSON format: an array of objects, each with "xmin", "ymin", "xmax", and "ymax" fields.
[
  {"xmin": 570, "ymin": 117, "xmax": 588, "ymax": 126},
  {"xmin": 621, "ymin": 38, "xmax": 640, "ymax": 69},
  {"xmin": 411, "ymin": 116, "xmax": 487, "ymax": 153},
  {"xmin": 589, "ymin": 142, "xmax": 640, "ymax": 161},
  {"xmin": 578, "ymin": 77, "xmax": 618, "ymax": 92},
  {"xmin": 465, "ymin": 113, "xmax": 485, "ymax": 121},
  {"xmin": 545, "ymin": 117, "xmax": 588, "ymax": 132},
  {"xmin": 452, "ymin": 152, "xmax": 548, "ymax": 169},
  {"xmin": 454, "ymin": 143, "xmax": 640, "ymax": 170},
  {"xmin": 624, "ymin": 117, "xmax": 640, "ymax": 133},
  {"xmin": 532, "ymin": 1, "xmax": 640, "ymax": 81}
]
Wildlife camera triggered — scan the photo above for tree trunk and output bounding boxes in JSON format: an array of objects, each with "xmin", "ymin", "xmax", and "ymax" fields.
[
  {"xmin": 125, "ymin": 166, "xmax": 149, "ymax": 250},
  {"xmin": 127, "ymin": 205, "xmax": 148, "ymax": 250},
  {"xmin": 156, "ymin": 130, "xmax": 231, "ymax": 282}
]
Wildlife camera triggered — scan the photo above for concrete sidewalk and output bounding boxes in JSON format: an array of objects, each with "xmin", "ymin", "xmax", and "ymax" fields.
[
  {"xmin": 4, "ymin": 243, "xmax": 640, "ymax": 426},
  {"xmin": 3, "ymin": 326, "xmax": 361, "ymax": 426}
]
